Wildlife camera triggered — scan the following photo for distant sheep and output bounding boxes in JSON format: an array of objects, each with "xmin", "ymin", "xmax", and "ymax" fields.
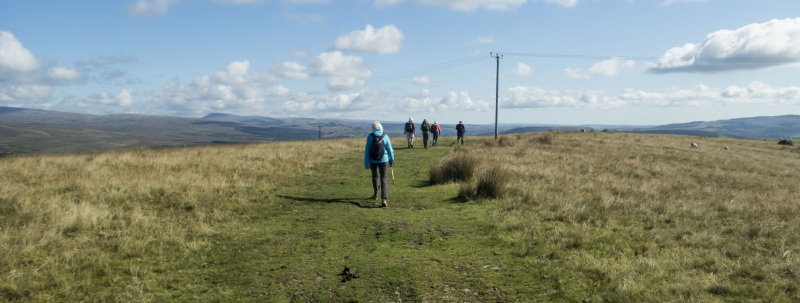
[
  {"xmin": 691, "ymin": 142, "xmax": 698, "ymax": 148},
  {"xmin": 724, "ymin": 146, "xmax": 729, "ymax": 150}
]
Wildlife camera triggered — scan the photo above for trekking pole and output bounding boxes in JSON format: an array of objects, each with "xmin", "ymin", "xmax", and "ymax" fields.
[{"xmin": 390, "ymin": 164, "xmax": 395, "ymax": 185}]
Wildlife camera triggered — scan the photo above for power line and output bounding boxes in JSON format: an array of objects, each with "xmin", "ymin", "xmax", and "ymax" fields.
[
  {"xmin": 213, "ymin": 51, "xmax": 800, "ymax": 112},
  {"xmin": 504, "ymin": 52, "xmax": 800, "ymax": 63}
]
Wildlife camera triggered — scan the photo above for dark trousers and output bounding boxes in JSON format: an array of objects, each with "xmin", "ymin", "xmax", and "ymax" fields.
[
  {"xmin": 422, "ymin": 132, "xmax": 429, "ymax": 148},
  {"xmin": 370, "ymin": 162, "xmax": 388, "ymax": 200},
  {"xmin": 457, "ymin": 133, "xmax": 464, "ymax": 145},
  {"xmin": 432, "ymin": 132, "xmax": 439, "ymax": 146}
]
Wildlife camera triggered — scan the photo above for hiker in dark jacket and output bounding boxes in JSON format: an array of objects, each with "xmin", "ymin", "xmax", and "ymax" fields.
[
  {"xmin": 404, "ymin": 117, "xmax": 415, "ymax": 148},
  {"xmin": 456, "ymin": 121, "xmax": 466, "ymax": 145},
  {"xmin": 364, "ymin": 121, "xmax": 394, "ymax": 207},
  {"xmin": 420, "ymin": 119, "xmax": 431, "ymax": 149}
]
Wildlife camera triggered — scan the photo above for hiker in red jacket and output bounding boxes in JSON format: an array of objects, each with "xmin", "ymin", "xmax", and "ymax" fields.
[{"xmin": 431, "ymin": 121, "xmax": 441, "ymax": 146}]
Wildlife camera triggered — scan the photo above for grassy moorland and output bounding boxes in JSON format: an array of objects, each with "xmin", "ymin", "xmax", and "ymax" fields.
[{"xmin": 1, "ymin": 132, "xmax": 799, "ymax": 302}]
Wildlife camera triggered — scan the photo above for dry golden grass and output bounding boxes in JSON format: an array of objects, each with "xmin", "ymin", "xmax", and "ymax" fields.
[
  {"xmin": 0, "ymin": 140, "xmax": 359, "ymax": 301},
  {"xmin": 471, "ymin": 132, "xmax": 800, "ymax": 300},
  {"xmin": 1, "ymin": 132, "xmax": 798, "ymax": 301}
]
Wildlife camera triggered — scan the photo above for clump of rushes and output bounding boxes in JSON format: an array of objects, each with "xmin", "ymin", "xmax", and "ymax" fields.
[
  {"xmin": 475, "ymin": 166, "xmax": 510, "ymax": 198},
  {"xmin": 459, "ymin": 165, "xmax": 511, "ymax": 200},
  {"xmin": 429, "ymin": 150, "xmax": 478, "ymax": 185}
]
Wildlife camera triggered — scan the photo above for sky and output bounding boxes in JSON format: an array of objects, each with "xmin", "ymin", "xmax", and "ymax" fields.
[{"xmin": 1, "ymin": 0, "xmax": 800, "ymax": 126}]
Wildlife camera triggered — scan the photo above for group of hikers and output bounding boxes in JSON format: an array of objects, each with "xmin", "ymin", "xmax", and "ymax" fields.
[
  {"xmin": 403, "ymin": 118, "xmax": 467, "ymax": 148},
  {"xmin": 364, "ymin": 118, "xmax": 466, "ymax": 208}
]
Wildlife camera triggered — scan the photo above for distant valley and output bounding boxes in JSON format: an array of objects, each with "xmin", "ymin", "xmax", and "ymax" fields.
[{"xmin": 1, "ymin": 106, "xmax": 798, "ymax": 156}]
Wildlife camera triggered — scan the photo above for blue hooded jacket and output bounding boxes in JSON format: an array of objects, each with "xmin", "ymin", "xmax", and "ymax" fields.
[{"xmin": 364, "ymin": 129, "xmax": 395, "ymax": 168}]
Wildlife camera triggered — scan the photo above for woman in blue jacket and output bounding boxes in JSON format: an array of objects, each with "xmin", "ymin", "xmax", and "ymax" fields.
[{"xmin": 364, "ymin": 121, "xmax": 395, "ymax": 207}]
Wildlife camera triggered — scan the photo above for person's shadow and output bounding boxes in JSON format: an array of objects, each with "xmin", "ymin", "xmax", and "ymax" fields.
[{"xmin": 277, "ymin": 195, "xmax": 383, "ymax": 209}]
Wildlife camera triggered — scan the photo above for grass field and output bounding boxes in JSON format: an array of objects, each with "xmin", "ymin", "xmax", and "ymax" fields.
[{"xmin": 1, "ymin": 132, "xmax": 799, "ymax": 302}]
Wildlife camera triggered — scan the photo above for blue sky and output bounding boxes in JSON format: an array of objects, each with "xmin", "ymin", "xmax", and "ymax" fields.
[{"xmin": 2, "ymin": 0, "xmax": 800, "ymax": 125}]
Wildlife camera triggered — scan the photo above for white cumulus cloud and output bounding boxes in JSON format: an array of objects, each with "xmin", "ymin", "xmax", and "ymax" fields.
[
  {"xmin": 0, "ymin": 85, "xmax": 51, "ymax": 104},
  {"xmin": 512, "ymin": 62, "xmax": 532, "ymax": 77},
  {"xmin": 615, "ymin": 82, "xmax": 800, "ymax": 107},
  {"xmin": 307, "ymin": 51, "xmax": 372, "ymax": 89},
  {"xmin": 540, "ymin": 0, "xmax": 577, "ymax": 8},
  {"xmin": 377, "ymin": 0, "xmax": 527, "ymax": 11},
  {"xmin": 266, "ymin": 62, "xmax": 309, "ymax": 81},
  {"xmin": 566, "ymin": 57, "xmax": 635, "ymax": 79},
  {"xmin": 0, "ymin": 30, "xmax": 40, "ymax": 75},
  {"xmin": 333, "ymin": 25, "xmax": 404, "ymax": 54},
  {"xmin": 412, "ymin": 76, "xmax": 430, "ymax": 85},
  {"xmin": 504, "ymin": 86, "xmax": 618, "ymax": 108},
  {"xmin": 439, "ymin": 91, "xmax": 491, "ymax": 111},
  {"xmin": 649, "ymin": 18, "xmax": 800, "ymax": 73},
  {"xmin": 127, "ymin": 0, "xmax": 182, "ymax": 17},
  {"xmin": 47, "ymin": 67, "xmax": 82, "ymax": 81},
  {"xmin": 147, "ymin": 61, "xmax": 270, "ymax": 115}
]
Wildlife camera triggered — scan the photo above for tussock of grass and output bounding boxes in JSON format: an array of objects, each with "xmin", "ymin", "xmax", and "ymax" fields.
[
  {"xmin": 537, "ymin": 133, "xmax": 555, "ymax": 144},
  {"xmin": 428, "ymin": 149, "xmax": 478, "ymax": 185},
  {"xmin": 459, "ymin": 165, "xmax": 511, "ymax": 200}
]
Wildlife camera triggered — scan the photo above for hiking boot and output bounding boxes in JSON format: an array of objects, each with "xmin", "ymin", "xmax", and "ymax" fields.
[
  {"xmin": 370, "ymin": 195, "xmax": 378, "ymax": 200},
  {"xmin": 381, "ymin": 199, "xmax": 388, "ymax": 208}
]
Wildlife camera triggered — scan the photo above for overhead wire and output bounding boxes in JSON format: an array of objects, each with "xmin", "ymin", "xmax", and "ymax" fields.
[
  {"xmin": 217, "ymin": 51, "xmax": 800, "ymax": 111},
  {"xmin": 504, "ymin": 52, "xmax": 800, "ymax": 63}
]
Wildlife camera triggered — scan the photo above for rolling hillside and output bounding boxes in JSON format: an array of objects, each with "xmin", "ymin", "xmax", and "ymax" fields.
[
  {"xmin": 1, "ymin": 132, "xmax": 798, "ymax": 301},
  {"xmin": 0, "ymin": 107, "xmax": 364, "ymax": 156},
  {"xmin": 3, "ymin": 106, "xmax": 799, "ymax": 156},
  {"xmin": 629, "ymin": 115, "xmax": 800, "ymax": 140}
]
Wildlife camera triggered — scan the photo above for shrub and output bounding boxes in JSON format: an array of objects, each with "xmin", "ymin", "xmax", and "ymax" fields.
[
  {"xmin": 778, "ymin": 139, "xmax": 793, "ymax": 146},
  {"xmin": 429, "ymin": 151, "xmax": 478, "ymax": 185}
]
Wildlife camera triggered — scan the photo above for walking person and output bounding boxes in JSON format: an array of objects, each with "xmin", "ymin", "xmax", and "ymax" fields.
[
  {"xmin": 364, "ymin": 121, "xmax": 394, "ymax": 208},
  {"xmin": 420, "ymin": 119, "xmax": 431, "ymax": 149},
  {"xmin": 404, "ymin": 118, "xmax": 416, "ymax": 148},
  {"xmin": 456, "ymin": 121, "xmax": 466, "ymax": 145},
  {"xmin": 431, "ymin": 121, "xmax": 441, "ymax": 146}
]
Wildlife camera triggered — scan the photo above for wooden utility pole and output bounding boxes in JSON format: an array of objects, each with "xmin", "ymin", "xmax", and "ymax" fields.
[{"xmin": 491, "ymin": 53, "xmax": 502, "ymax": 140}]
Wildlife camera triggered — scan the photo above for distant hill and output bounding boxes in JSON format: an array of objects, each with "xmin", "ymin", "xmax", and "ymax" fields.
[
  {"xmin": 201, "ymin": 113, "xmax": 285, "ymax": 126},
  {"xmin": 499, "ymin": 115, "xmax": 800, "ymax": 140},
  {"xmin": 3, "ymin": 106, "xmax": 798, "ymax": 156},
  {"xmin": 0, "ymin": 107, "xmax": 363, "ymax": 156},
  {"xmin": 629, "ymin": 115, "xmax": 800, "ymax": 140}
]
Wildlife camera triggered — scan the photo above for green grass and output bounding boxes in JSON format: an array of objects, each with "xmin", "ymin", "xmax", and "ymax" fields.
[{"xmin": 1, "ymin": 133, "xmax": 799, "ymax": 302}]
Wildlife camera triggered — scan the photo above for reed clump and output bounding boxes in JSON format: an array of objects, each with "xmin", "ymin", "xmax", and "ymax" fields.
[{"xmin": 428, "ymin": 149, "xmax": 478, "ymax": 185}]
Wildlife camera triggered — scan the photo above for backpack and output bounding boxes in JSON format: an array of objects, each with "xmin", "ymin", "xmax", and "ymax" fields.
[
  {"xmin": 404, "ymin": 122, "xmax": 414, "ymax": 132},
  {"xmin": 421, "ymin": 122, "xmax": 430, "ymax": 132},
  {"xmin": 369, "ymin": 133, "xmax": 387, "ymax": 161}
]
